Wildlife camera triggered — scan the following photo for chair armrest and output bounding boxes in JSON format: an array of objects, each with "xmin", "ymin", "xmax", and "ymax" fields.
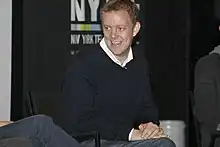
[{"xmin": 73, "ymin": 131, "xmax": 100, "ymax": 147}]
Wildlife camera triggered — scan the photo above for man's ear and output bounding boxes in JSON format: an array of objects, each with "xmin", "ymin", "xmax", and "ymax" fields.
[{"xmin": 133, "ymin": 22, "xmax": 141, "ymax": 37}]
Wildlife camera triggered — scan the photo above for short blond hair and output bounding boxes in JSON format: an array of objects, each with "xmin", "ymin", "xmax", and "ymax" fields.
[{"xmin": 100, "ymin": 0, "xmax": 139, "ymax": 24}]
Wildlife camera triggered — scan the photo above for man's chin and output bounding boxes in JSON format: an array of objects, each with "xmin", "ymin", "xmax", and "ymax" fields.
[
  {"xmin": 110, "ymin": 48, "xmax": 122, "ymax": 55},
  {"xmin": 109, "ymin": 45, "xmax": 120, "ymax": 50},
  {"xmin": 112, "ymin": 51, "xmax": 125, "ymax": 57}
]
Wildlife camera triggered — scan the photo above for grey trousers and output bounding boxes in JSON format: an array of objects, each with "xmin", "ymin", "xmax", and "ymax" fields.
[
  {"xmin": 81, "ymin": 138, "xmax": 176, "ymax": 147},
  {"xmin": 0, "ymin": 115, "xmax": 81, "ymax": 147},
  {"xmin": 200, "ymin": 124, "xmax": 220, "ymax": 147},
  {"xmin": 0, "ymin": 137, "xmax": 33, "ymax": 147}
]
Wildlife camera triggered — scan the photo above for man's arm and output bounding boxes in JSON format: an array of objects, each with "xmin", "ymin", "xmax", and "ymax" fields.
[
  {"xmin": 194, "ymin": 56, "xmax": 220, "ymax": 130},
  {"xmin": 60, "ymin": 56, "xmax": 132, "ymax": 140},
  {"xmin": 60, "ymin": 57, "xmax": 99, "ymax": 135},
  {"xmin": 134, "ymin": 65, "xmax": 159, "ymax": 127},
  {"xmin": 130, "ymin": 63, "xmax": 163, "ymax": 140}
]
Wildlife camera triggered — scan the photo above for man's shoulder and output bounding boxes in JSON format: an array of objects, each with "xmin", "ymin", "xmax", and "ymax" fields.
[
  {"xmin": 196, "ymin": 53, "xmax": 220, "ymax": 68},
  {"xmin": 195, "ymin": 53, "xmax": 220, "ymax": 75},
  {"xmin": 67, "ymin": 44, "xmax": 102, "ymax": 69},
  {"xmin": 71, "ymin": 44, "xmax": 101, "ymax": 60}
]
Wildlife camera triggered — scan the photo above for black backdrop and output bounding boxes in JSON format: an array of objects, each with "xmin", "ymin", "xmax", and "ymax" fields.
[
  {"xmin": 21, "ymin": 0, "xmax": 189, "ymax": 120},
  {"xmin": 13, "ymin": 0, "xmax": 191, "ymax": 145}
]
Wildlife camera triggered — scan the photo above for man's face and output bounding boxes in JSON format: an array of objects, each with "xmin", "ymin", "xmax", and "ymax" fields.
[{"xmin": 101, "ymin": 10, "xmax": 140, "ymax": 58}]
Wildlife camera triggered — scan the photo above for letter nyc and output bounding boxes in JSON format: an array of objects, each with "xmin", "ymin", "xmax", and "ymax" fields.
[{"xmin": 71, "ymin": 0, "xmax": 140, "ymax": 22}]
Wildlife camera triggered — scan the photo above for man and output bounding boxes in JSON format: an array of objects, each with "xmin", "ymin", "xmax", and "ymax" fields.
[
  {"xmin": 0, "ymin": 115, "xmax": 81, "ymax": 147},
  {"xmin": 194, "ymin": 27, "xmax": 220, "ymax": 147},
  {"xmin": 61, "ymin": 0, "xmax": 175, "ymax": 146},
  {"xmin": 194, "ymin": 0, "xmax": 220, "ymax": 146}
]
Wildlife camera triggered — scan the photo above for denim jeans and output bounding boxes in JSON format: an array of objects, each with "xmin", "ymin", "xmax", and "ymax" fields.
[
  {"xmin": 0, "ymin": 115, "xmax": 81, "ymax": 147},
  {"xmin": 0, "ymin": 115, "xmax": 175, "ymax": 147},
  {"xmin": 81, "ymin": 138, "xmax": 176, "ymax": 147},
  {"xmin": 0, "ymin": 137, "xmax": 33, "ymax": 147}
]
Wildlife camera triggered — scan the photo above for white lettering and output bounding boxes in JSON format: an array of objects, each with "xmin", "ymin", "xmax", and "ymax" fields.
[
  {"xmin": 71, "ymin": 0, "xmax": 140, "ymax": 22},
  {"xmin": 94, "ymin": 34, "xmax": 102, "ymax": 44},
  {"xmin": 71, "ymin": 0, "xmax": 85, "ymax": 21},
  {"xmin": 82, "ymin": 34, "xmax": 94, "ymax": 44},
  {"xmin": 88, "ymin": 0, "xmax": 100, "ymax": 21},
  {"xmin": 70, "ymin": 50, "xmax": 79, "ymax": 55},
  {"xmin": 71, "ymin": 34, "xmax": 81, "ymax": 44}
]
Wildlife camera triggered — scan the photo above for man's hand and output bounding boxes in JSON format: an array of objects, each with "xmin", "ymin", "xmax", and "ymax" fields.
[
  {"xmin": 130, "ymin": 129, "xmax": 167, "ymax": 141},
  {"xmin": 130, "ymin": 129, "xmax": 143, "ymax": 141},
  {"xmin": 130, "ymin": 122, "xmax": 166, "ymax": 141},
  {"xmin": 138, "ymin": 122, "xmax": 164, "ymax": 139}
]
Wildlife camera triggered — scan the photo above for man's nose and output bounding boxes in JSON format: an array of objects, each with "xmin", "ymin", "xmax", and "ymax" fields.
[{"xmin": 110, "ymin": 29, "xmax": 117, "ymax": 39}]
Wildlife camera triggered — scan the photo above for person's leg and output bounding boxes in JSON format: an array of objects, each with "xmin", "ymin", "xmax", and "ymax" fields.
[
  {"xmin": 81, "ymin": 138, "xmax": 175, "ymax": 147},
  {"xmin": 0, "ymin": 115, "xmax": 81, "ymax": 147},
  {"xmin": 137, "ymin": 138, "xmax": 176, "ymax": 147},
  {"xmin": 0, "ymin": 137, "xmax": 33, "ymax": 147}
]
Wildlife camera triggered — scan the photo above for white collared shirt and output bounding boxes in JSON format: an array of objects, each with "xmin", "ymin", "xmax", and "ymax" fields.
[{"xmin": 99, "ymin": 38, "xmax": 133, "ymax": 67}]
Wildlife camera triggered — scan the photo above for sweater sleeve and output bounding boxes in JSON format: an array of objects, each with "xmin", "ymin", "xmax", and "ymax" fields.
[
  {"xmin": 134, "ymin": 64, "xmax": 159, "ymax": 127},
  {"xmin": 60, "ymin": 57, "xmax": 99, "ymax": 135}
]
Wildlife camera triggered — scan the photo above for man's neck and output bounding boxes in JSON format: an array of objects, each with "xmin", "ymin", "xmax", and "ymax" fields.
[
  {"xmin": 114, "ymin": 50, "xmax": 130, "ymax": 64},
  {"xmin": 99, "ymin": 38, "xmax": 133, "ymax": 67}
]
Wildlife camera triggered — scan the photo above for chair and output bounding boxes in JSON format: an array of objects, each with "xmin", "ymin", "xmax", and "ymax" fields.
[
  {"xmin": 189, "ymin": 91, "xmax": 220, "ymax": 147},
  {"xmin": 25, "ymin": 90, "xmax": 100, "ymax": 147}
]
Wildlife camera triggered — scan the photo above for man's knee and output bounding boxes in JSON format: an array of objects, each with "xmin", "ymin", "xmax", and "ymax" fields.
[
  {"xmin": 30, "ymin": 115, "xmax": 53, "ymax": 126},
  {"xmin": 156, "ymin": 138, "xmax": 176, "ymax": 147}
]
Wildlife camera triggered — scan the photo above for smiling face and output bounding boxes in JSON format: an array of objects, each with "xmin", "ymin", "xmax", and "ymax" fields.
[{"xmin": 101, "ymin": 10, "xmax": 140, "ymax": 61}]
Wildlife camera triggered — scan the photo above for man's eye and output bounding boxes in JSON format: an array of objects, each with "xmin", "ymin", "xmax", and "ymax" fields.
[
  {"xmin": 104, "ymin": 26, "xmax": 110, "ymax": 30},
  {"xmin": 118, "ymin": 28, "xmax": 125, "ymax": 31}
]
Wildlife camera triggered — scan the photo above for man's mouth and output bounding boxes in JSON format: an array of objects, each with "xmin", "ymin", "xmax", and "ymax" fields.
[{"xmin": 111, "ymin": 41, "xmax": 121, "ymax": 46}]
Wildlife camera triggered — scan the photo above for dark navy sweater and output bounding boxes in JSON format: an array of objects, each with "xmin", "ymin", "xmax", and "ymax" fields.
[{"xmin": 61, "ymin": 44, "xmax": 159, "ymax": 141}]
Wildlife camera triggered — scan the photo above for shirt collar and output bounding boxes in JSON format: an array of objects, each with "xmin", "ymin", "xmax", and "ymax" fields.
[{"xmin": 99, "ymin": 38, "xmax": 133, "ymax": 67}]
